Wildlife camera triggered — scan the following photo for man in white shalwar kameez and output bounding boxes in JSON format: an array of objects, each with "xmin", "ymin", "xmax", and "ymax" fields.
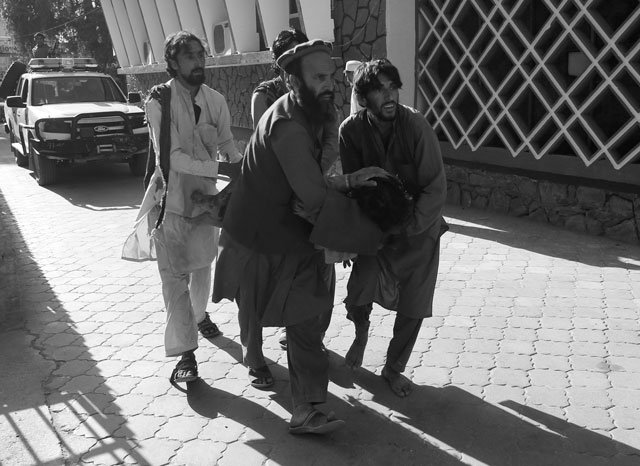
[{"xmin": 123, "ymin": 31, "xmax": 242, "ymax": 384}]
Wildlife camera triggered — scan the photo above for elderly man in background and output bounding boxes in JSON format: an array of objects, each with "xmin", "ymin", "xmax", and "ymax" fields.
[{"xmin": 344, "ymin": 59, "xmax": 364, "ymax": 115}]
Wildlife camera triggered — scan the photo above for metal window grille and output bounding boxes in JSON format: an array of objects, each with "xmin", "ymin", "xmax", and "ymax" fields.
[{"xmin": 416, "ymin": 0, "xmax": 640, "ymax": 170}]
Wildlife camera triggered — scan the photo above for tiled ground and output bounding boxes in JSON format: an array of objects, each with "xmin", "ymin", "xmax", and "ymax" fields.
[{"xmin": 1, "ymin": 140, "xmax": 640, "ymax": 465}]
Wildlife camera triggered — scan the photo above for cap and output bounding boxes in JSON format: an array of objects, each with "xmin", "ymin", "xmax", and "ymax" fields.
[
  {"xmin": 276, "ymin": 39, "xmax": 332, "ymax": 72},
  {"xmin": 345, "ymin": 60, "xmax": 362, "ymax": 72}
]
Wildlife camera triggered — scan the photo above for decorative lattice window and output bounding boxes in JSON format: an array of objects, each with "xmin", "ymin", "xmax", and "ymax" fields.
[{"xmin": 416, "ymin": 0, "xmax": 640, "ymax": 170}]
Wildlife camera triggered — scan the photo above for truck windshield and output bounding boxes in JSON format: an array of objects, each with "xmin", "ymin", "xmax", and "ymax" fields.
[{"xmin": 31, "ymin": 76, "xmax": 126, "ymax": 106}]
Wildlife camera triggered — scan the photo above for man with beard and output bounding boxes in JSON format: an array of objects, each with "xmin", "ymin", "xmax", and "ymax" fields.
[
  {"xmin": 213, "ymin": 40, "xmax": 388, "ymax": 434},
  {"xmin": 339, "ymin": 59, "xmax": 448, "ymax": 397},
  {"xmin": 123, "ymin": 31, "xmax": 241, "ymax": 384}
]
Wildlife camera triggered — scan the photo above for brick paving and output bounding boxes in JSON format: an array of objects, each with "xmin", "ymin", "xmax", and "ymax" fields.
[{"xmin": 1, "ymin": 140, "xmax": 640, "ymax": 465}]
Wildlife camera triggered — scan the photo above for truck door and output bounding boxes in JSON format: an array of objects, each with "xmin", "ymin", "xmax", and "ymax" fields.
[{"xmin": 16, "ymin": 78, "xmax": 29, "ymax": 151}]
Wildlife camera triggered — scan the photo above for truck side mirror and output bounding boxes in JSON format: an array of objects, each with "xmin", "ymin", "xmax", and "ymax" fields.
[
  {"xmin": 5, "ymin": 96, "xmax": 25, "ymax": 108},
  {"xmin": 127, "ymin": 92, "xmax": 141, "ymax": 103}
]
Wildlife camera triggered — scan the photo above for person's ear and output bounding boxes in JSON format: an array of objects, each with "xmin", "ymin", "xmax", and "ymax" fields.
[
  {"xmin": 168, "ymin": 58, "xmax": 178, "ymax": 75},
  {"xmin": 356, "ymin": 93, "xmax": 367, "ymax": 108},
  {"xmin": 287, "ymin": 73, "xmax": 300, "ymax": 91}
]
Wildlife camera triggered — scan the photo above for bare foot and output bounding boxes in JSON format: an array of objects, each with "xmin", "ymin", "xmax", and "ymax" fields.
[
  {"xmin": 381, "ymin": 366, "xmax": 413, "ymax": 397},
  {"xmin": 345, "ymin": 321, "xmax": 369, "ymax": 369}
]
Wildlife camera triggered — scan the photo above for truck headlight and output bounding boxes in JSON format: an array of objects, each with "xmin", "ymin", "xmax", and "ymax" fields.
[
  {"xmin": 128, "ymin": 114, "xmax": 146, "ymax": 129},
  {"xmin": 37, "ymin": 119, "xmax": 72, "ymax": 139}
]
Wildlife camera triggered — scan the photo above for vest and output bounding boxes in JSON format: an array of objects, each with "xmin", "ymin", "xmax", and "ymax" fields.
[{"xmin": 222, "ymin": 93, "xmax": 317, "ymax": 254}]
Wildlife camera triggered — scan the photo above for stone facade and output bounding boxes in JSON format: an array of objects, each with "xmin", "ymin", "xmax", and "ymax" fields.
[
  {"xmin": 126, "ymin": 64, "xmax": 273, "ymax": 130},
  {"xmin": 446, "ymin": 165, "xmax": 640, "ymax": 244},
  {"xmin": 124, "ymin": 0, "xmax": 388, "ymax": 129},
  {"xmin": 332, "ymin": 0, "xmax": 386, "ymax": 117}
]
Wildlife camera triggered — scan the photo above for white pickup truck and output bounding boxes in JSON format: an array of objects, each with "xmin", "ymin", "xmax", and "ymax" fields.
[{"xmin": 3, "ymin": 58, "xmax": 148, "ymax": 186}]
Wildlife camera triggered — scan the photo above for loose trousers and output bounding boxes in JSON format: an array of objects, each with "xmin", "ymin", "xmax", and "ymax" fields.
[
  {"xmin": 237, "ymin": 294, "xmax": 330, "ymax": 405},
  {"xmin": 346, "ymin": 303, "xmax": 423, "ymax": 373},
  {"xmin": 156, "ymin": 240, "xmax": 212, "ymax": 357}
]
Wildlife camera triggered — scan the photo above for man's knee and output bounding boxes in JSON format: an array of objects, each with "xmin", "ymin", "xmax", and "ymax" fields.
[{"xmin": 346, "ymin": 303, "xmax": 373, "ymax": 324}]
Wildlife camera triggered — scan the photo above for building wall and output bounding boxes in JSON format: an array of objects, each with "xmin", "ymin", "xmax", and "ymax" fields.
[
  {"xmin": 119, "ymin": 1, "xmax": 640, "ymax": 243},
  {"xmin": 408, "ymin": 0, "xmax": 640, "ymax": 243},
  {"xmin": 125, "ymin": 0, "xmax": 388, "ymax": 129},
  {"xmin": 127, "ymin": 64, "xmax": 273, "ymax": 130},
  {"xmin": 446, "ymin": 165, "xmax": 640, "ymax": 244}
]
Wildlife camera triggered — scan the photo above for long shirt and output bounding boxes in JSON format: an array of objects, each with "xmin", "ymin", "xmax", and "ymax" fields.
[
  {"xmin": 339, "ymin": 105, "xmax": 448, "ymax": 318},
  {"xmin": 340, "ymin": 105, "xmax": 447, "ymax": 240},
  {"xmin": 145, "ymin": 78, "xmax": 241, "ymax": 218}
]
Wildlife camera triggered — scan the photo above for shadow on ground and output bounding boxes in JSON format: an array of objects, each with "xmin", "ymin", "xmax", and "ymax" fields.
[
  {"xmin": 194, "ymin": 333, "xmax": 640, "ymax": 465},
  {"xmin": 0, "ymin": 185, "xmax": 147, "ymax": 465},
  {"xmin": 192, "ymin": 337, "xmax": 461, "ymax": 465},
  {"xmin": 444, "ymin": 205, "xmax": 640, "ymax": 269},
  {"xmin": 37, "ymin": 162, "xmax": 143, "ymax": 211},
  {"xmin": 329, "ymin": 350, "xmax": 640, "ymax": 466}
]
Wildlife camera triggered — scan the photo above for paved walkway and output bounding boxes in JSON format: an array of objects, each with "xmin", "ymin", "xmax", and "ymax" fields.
[{"xmin": 1, "ymin": 137, "xmax": 640, "ymax": 465}]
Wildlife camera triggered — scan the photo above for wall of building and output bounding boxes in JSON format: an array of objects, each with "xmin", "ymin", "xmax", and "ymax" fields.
[
  {"xmin": 125, "ymin": 0, "xmax": 388, "ymax": 129},
  {"xmin": 446, "ymin": 166, "xmax": 640, "ymax": 244},
  {"xmin": 127, "ymin": 64, "xmax": 273, "ymax": 130}
]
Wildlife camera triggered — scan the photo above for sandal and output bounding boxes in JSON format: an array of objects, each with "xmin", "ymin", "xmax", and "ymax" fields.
[
  {"xmin": 289, "ymin": 410, "xmax": 345, "ymax": 435},
  {"xmin": 170, "ymin": 354, "xmax": 198, "ymax": 384},
  {"xmin": 197, "ymin": 313, "xmax": 222, "ymax": 339},
  {"xmin": 249, "ymin": 365, "xmax": 274, "ymax": 389},
  {"xmin": 278, "ymin": 329, "xmax": 288, "ymax": 350}
]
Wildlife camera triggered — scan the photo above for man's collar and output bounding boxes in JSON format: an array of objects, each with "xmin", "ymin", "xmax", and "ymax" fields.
[
  {"xmin": 172, "ymin": 78, "xmax": 201, "ymax": 99},
  {"xmin": 366, "ymin": 108, "xmax": 399, "ymax": 133}
]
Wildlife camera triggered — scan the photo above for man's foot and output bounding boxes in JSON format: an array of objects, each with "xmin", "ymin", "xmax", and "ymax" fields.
[
  {"xmin": 249, "ymin": 365, "xmax": 274, "ymax": 389},
  {"xmin": 278, "ymin": 328, "xmax": 287, "ymax": 350},
  {"xmin": 197, "ymin": 313, "xmax": 222, "ymax": 339},
  {"xmin": 170, "ymin": 352, "xmax": 198, "ymax": 384},
  {"xmin": 345, "ymin": 321, "xmax": 370, "ymax": 369},
  {"xmin": 289, "ymin": 407, "xmax": 345, "ymax": 435},
  {"xmin": 381, "ymin": 366, "xmax": 413, "ymax": 397}
]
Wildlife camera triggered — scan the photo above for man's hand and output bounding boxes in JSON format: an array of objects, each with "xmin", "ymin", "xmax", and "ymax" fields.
[
  {"xmin": 348, "ymin": 166, "xmax": 391, "ymax": 189},
  {"xmin": 191, "ymin": 189, "xmax": 217, "ymax": 210}
]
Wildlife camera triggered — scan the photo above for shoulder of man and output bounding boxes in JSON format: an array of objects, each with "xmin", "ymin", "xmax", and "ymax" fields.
[
  {"xmin": 253, "ymin": 77, "xmax": 284, "ymax": 95},
  {"xmin": 399, "ymin": 104, "xmax": 434, "ymax": 133},
  {"xmin": 199, "ymin": 83, "xmax": 227, "ymax": 102},
  {"xmin": 339, "ymin": 109, "xmax": 366, "ymax": 134},
  {"xmin": 147, "ymin": 82, "xmax": 171, "ymax": 105}
]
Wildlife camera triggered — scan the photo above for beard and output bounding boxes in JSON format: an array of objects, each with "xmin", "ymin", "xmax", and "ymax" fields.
[
  {"xmin": 297, "ymin": 81, "xmax": 336, "ymax": 125},
  {"xmin": 184, "ymin": 68, "xmax": 205, "ymax": 86},
  {"xmin": 370, "ymin": 101, "xmax": 397, "ymax": 122}
]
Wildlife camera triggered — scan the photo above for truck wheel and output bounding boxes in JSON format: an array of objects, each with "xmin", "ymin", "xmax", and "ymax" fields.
[
  {"xmin": 33, "ymin": 153, "xmax": 58, "ymax": 186},
  {"xmin": 9, "ymin": 133, "xmax": 28, "ymax": 167},
  {"xmin": 128, "ymin": 154, "xmax": 146, "ymax": 177},
  {"xmin": 16, "ymin": 152, "xmax": 29, "ymax": 167}
]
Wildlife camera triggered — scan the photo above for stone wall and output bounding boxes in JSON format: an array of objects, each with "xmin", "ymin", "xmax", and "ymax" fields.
[
  {"xmin": 126, "ymin": 64, "xmax": 273, "ymax": 130},
  {"xmin": 332, "ymin": 0, "xmax": 386, "ymax": 117},
  {"xmin": 124, "ymin": 0, "xmax": 388, "ymax": 128},
  {"xmin": 446, "ymin": 164, "xmax": 640, "ymax": 244}
]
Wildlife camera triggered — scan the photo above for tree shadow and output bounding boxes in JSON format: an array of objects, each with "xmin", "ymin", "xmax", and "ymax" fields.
[
  {"xmin": 326, "ymin": 350, "xmax": 640, "ymax": 465},
  {"xmin": 0, "ymin": 183, "xmax": 149, "ymax": 465},
  {"xmin": 444, "ymin": 205, "xmax": 640, "ymax": 269}
]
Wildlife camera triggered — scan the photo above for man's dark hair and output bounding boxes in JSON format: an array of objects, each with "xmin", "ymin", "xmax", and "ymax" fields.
[
  {"xmin": 164, "ymin": 31, "xmax": 204, "ymax": 77},
  {"xmin": 353, "ymin": 58, "xmax": 403, "ymax": 98},
  {"xmin": 350, "ymin": 175, "xmax": 413, "ymax": 232},
  {"xmin": 34, "ymin": 33, "xmax": 45, "ymax": 41},
  {"xmin": 272, "ymin": 29, "xmax": 308, "ymax": 61}
]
